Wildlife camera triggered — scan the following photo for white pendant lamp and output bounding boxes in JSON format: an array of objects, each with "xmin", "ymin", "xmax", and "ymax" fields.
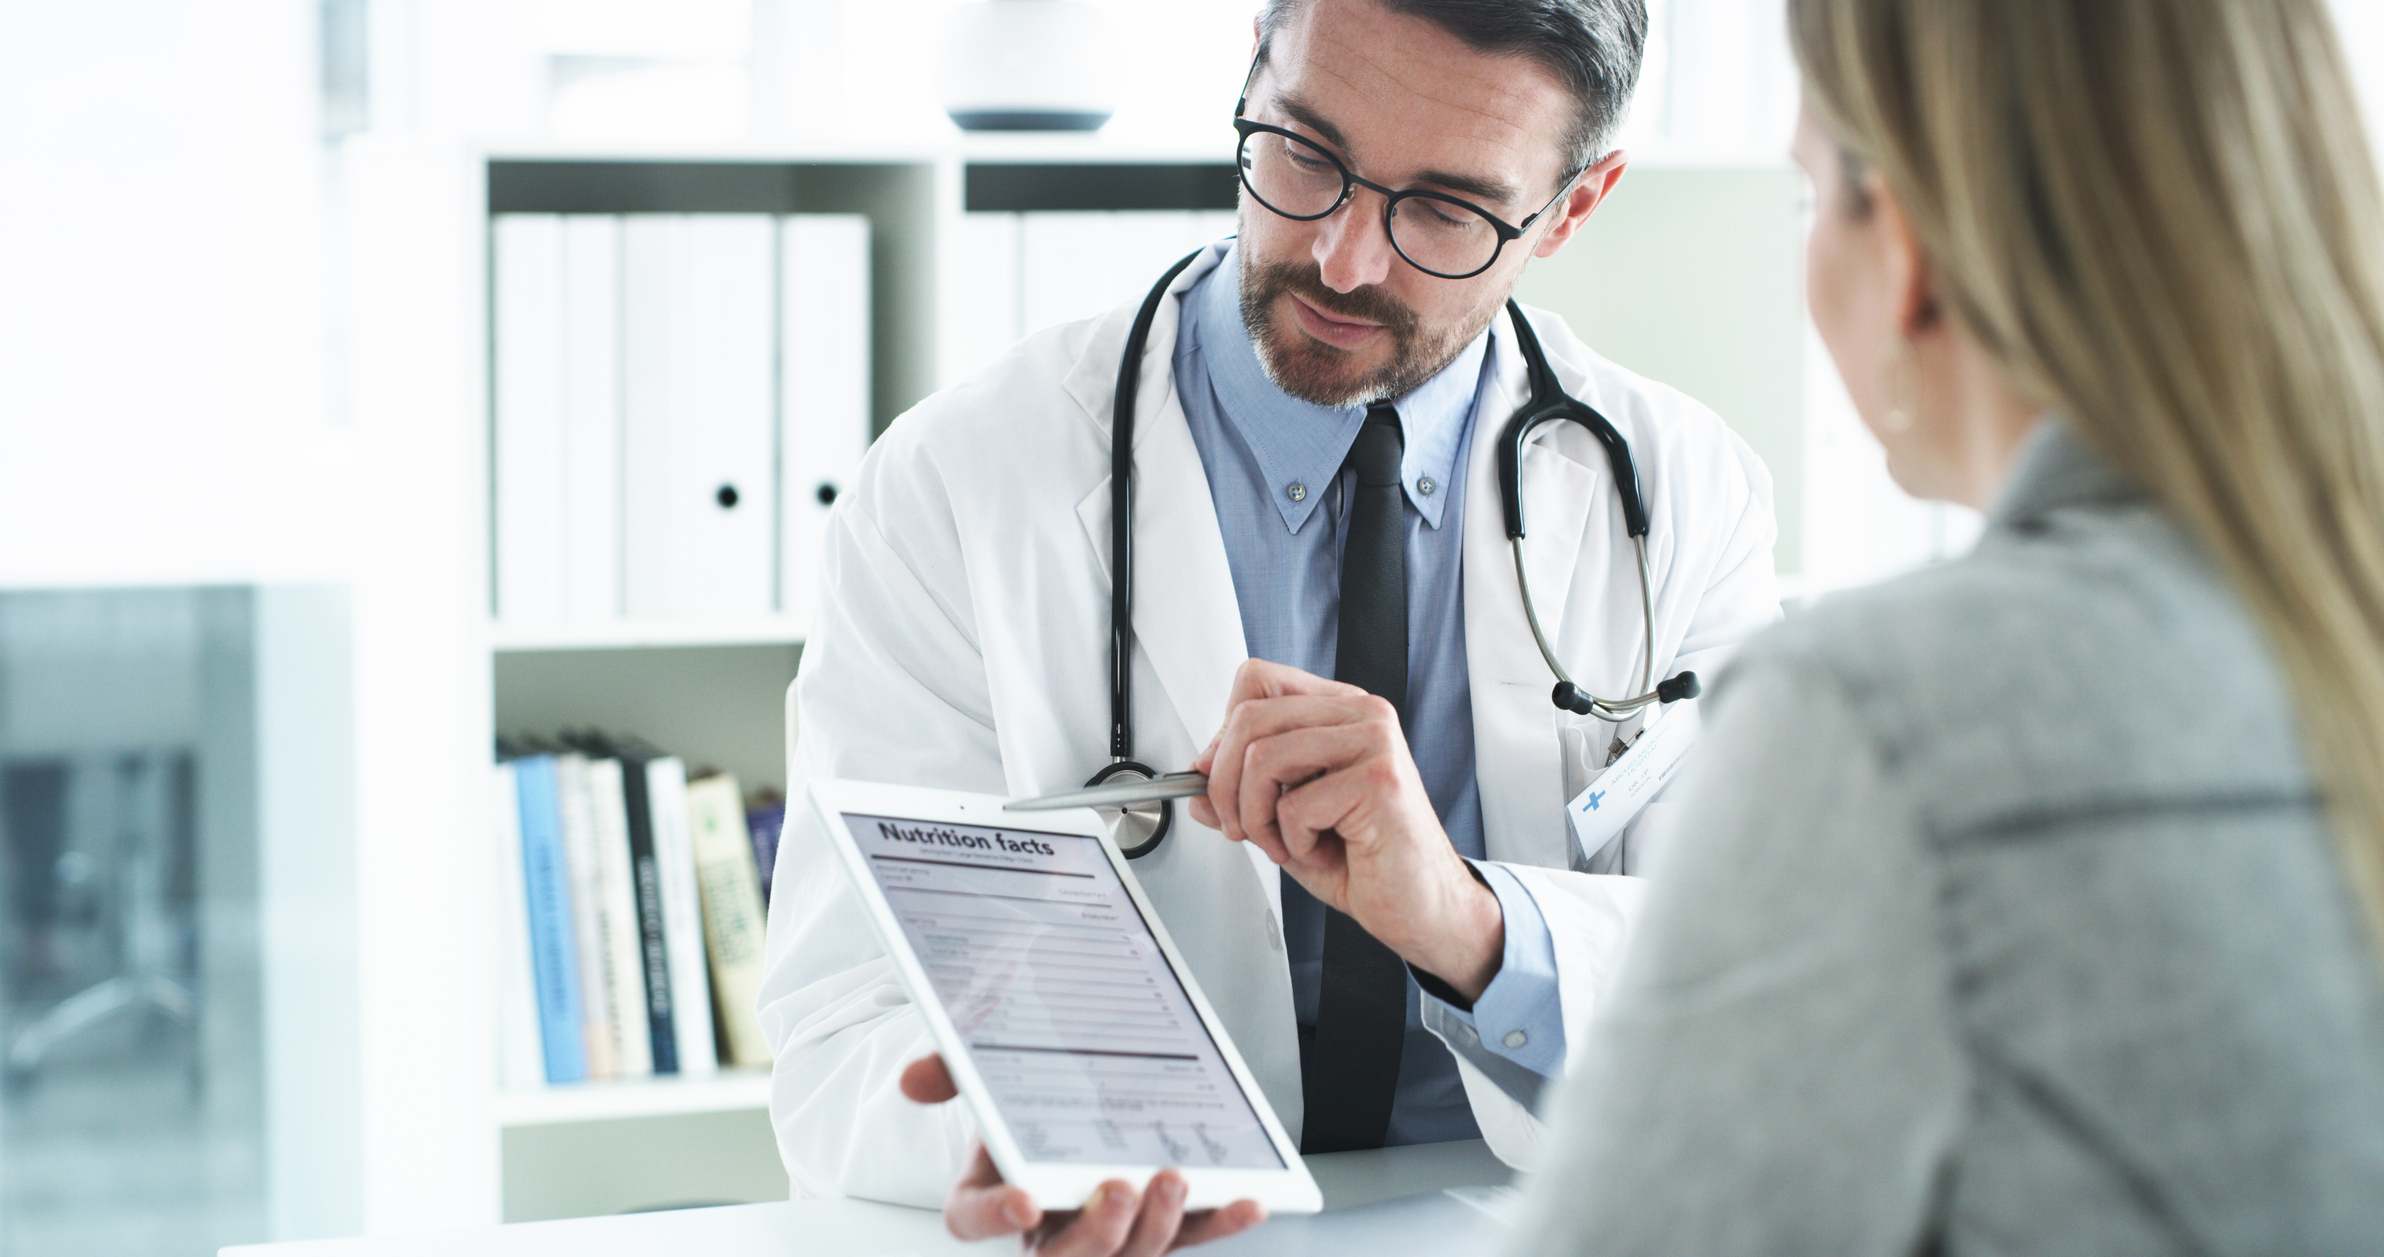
[{"xmin": 937, "ymin": 0, "xmax": 1119, "ymax": 132}]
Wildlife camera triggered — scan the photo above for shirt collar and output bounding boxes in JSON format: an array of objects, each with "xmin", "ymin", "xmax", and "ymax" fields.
[{"xmin": 1186, "ymin": 245, "xmax": 1489, "ymax": 534}]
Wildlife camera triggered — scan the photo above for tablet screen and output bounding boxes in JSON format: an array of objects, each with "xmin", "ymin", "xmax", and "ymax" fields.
[{"xmin": 845, "ymin": 812, "xmax": 1286, "ymax": 1170}]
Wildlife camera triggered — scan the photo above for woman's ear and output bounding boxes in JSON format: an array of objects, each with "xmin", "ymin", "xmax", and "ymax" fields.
[{"xmin": 1872, "ymin": 173, "xmax": 1942, "ymax": 337}]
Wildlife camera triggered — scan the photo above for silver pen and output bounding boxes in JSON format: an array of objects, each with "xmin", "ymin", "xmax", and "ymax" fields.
[{"xmin": 1004, "ymin": 771, "xmax": 1210, "ymax": 812}]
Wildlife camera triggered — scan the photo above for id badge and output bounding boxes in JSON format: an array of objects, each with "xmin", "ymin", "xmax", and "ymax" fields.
[{"xmin": 1563, "ymin": 701, "xmax": 1698, "ymax": 873}]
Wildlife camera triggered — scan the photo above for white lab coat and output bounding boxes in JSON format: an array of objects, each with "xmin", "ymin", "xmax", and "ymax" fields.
[{"xmin": 758, "ymin": 242, "xmax": 1781, "ymax": 1207}]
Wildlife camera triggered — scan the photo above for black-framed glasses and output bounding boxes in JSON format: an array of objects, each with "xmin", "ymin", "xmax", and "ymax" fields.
[{"xmin": 1232, "ymin": 117, "xmax": 1577, "ymax": 280}]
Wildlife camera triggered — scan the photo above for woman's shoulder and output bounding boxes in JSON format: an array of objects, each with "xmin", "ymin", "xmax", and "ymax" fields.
[{"xmin": 1731, "ymin": 494, "xmax": 2307, "ymax": 832}]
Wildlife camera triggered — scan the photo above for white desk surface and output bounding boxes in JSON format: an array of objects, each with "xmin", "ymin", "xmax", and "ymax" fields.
[{"xmin": 222, "ymin": 1139, "xmax": 1515, "ymax": 1257}]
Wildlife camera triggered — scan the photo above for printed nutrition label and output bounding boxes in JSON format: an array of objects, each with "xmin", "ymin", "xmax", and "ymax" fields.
[{"xmin": 847, "ymin": 813, "xmax": 1282, "ymax": 1169}]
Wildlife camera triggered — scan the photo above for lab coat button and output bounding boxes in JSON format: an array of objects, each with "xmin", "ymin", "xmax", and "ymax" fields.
[
  {"xmin": 1503, "ymin": 1030, "xmax": 1528, "ymax": 1050},
  {"xmin": 1287, "ymin": 482, "xmax": 1308, "ymax": 502}
]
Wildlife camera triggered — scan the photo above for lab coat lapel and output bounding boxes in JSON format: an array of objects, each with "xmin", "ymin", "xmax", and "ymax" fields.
[
  {"xmin": 1065, "ymin": 247, "xmax": 1282, "ymax": 905},
  {"xmin": 1465, "ymin": 307, "xmax": 1600, "ymax": 869},
  {"xmin": 1064, "ymin": 247, "xmax": 1302, "ymax": 1138},
  {"xmin": 1065, "ymin": 244, "xmax": 1249, "ymax": 759}
]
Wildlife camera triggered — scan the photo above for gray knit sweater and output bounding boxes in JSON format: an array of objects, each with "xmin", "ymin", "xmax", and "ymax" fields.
[{"xmin": 1506, "ymin": 423, "xmax": 2384, "ymax": 1255}]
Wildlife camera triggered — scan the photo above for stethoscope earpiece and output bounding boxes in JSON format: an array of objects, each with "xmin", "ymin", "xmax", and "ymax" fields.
[{"xmin": 1553, "ymin": 670, "xmax": 1698, "ymax": 720}]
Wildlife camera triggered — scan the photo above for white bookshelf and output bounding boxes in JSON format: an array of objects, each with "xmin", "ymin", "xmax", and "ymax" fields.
[
  {"xmin": 424, "ymin": 137, "xmax": 1246, "ymax": 1224},
  {"xmin": 495, "ymin": 1068, "xmax": 775, "ymax": 1127},
  {"xmin": 489, "ymin": 617, "xmax": 808, "ymax": 652}
]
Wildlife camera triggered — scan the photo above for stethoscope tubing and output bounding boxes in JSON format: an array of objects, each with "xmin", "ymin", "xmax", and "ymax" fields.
[{"xmin": 1513, "ymin": 534, "xmax": 1666, "ymax": 722}]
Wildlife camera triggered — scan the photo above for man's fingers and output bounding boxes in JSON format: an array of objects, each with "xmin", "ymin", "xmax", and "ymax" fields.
[
  {"xmin": 1270, "ymin": 737, "xmax": 1407, "ymax": 853},
  {"xmin": 943, "ymin": 1143, "xmax": 1041, "ymax": 1240},
  {"xmin": 1225, "ymin": 694, "xmax": 1390, "ymax": 745},
  {"xmin": 1174, "ymin": 1200, "xmax": 1269, "ymax": 1248},
  {"xmin": 898, "ymin": 1053, "xmax": 957, "ymax": 1104},
  {"xmin": 1224, "ymin": 658, "xmax": 1367, "ymax": 707},
  {"xmin": 1237, "ymin": 722, "xmax": 1392, "ymax": 859},
  {"xmin": 1205, "ymin": 668, "xmax": 1379, "ymax": 846},
  {"xmin": 1209, "ymin": 694, "xmax": 1393, "ymax": 853},
  {"xmin": 1033, "ymin": 1180, "xmax": 1141, "ymax": 1257}
]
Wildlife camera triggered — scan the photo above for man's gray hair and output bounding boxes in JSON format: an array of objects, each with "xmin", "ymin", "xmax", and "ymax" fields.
[{"xmin": 1253, "ymin": 0, "xmax": 1649, "ymax": 174}]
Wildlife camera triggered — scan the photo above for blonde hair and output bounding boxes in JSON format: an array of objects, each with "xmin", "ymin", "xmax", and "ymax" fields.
[{"xmin": 1788, "ymin": 0, "xmax": 2384, "ymax": 953}]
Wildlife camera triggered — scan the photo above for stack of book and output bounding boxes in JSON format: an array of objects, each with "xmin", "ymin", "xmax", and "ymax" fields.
[
  {"xmin": 492, "ymin": 212, "xmax": 872, "ymax": 629},
  {"xmin": 491, "ymin": 734, "xmax": 786, "ymax": 1088}
]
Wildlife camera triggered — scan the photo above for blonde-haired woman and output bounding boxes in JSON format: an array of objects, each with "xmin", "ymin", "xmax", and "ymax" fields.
[{"xmin": 1504, "ymin": 0, "xmax": 2384, "ymax": 1251}]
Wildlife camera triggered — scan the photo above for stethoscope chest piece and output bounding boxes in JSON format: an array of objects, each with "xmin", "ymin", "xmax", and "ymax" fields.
[{"xmin": 1084, "ymin": 760, "xmax": 1174, "ymax": 859}]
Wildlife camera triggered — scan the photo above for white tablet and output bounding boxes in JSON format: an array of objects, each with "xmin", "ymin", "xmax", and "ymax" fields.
[{"xmin": 808, "ymin": 778, "xmax": 1321, "ymax": 1214}]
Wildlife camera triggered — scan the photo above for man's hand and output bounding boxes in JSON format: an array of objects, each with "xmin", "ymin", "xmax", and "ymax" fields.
[
  {"xmin": 898, "ymin": 1054, "xmax": 1266, "ymax": 1254},
  {"xmin": 1188, "ymin": 659, "xmax": 1507, "ymax": 1002}
]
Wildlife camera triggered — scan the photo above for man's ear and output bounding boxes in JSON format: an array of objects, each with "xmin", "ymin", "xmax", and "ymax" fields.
[{"xmin": 1532, "ymin": 150, "xmax": 1628, "ymax": 260}]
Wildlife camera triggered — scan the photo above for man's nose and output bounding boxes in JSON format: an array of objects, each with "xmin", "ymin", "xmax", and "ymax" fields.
[{"xmin": 1311, "ymin": 188, "xmax": 1397, "ymax": 294}]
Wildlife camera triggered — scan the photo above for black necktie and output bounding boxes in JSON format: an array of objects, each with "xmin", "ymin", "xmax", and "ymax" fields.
[{"xmin": 1302, "ymin": 403, "xmax": 1410, "ymax": 1154}]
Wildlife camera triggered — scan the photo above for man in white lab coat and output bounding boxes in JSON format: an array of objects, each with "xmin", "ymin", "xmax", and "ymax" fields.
[{"xmin": 761, "ymin": 0, "xmax": 1780, "ymax": 1249}]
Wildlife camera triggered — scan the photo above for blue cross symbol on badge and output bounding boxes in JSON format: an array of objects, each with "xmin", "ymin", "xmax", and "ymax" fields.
[{"xmin": 1584, "ymin": 791, "xmax": 1605, "ymax": 811}]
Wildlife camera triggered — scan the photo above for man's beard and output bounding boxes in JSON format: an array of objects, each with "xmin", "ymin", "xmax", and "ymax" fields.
[{"xmin": 1239, "ymin": 256, "xmax": 1480, "ymax": 408}]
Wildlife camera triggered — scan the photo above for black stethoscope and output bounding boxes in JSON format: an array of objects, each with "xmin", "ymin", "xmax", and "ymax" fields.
[{"xmin": 1093, "ymin": 250, "xmax": 1700, "ymax": 859}]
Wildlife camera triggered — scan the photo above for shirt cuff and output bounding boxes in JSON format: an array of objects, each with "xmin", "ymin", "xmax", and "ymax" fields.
[{"xmin": 1414, "ymin": 860, "xmax": 1567, "ymax": 1095}]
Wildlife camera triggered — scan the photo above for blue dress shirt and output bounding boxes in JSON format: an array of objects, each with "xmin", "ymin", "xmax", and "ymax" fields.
[{"xmin": 1172, "ymin": 247, "xmax": 1566, "ymax": 1144}]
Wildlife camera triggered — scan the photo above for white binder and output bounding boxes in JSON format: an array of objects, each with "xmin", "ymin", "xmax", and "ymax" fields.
[
  {"xmin": 943, "ymin": 211, "xmax": 1024, "ymax": 387},
  {"xmin": 493, "ymin": 214, "xmax": 567, "ymax": 623},
  {"xmin": 622, "ymin": 214, "xmax": 777, "ymax": 619},
  {"xmin": 559, "ymin": 216, "xmax": 623, "ymax": 621},
  {"xmin": 779, "ymin": 214, "xmax": 872, "ymax": 632},
  {"xmin": 1017, "ymin": 209, "xmax": 1239, "ymax": 337}
]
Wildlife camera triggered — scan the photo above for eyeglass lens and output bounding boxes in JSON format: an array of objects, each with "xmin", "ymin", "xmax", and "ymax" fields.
[{"xmin": 1238, "ymin": 129, "xmax": 1503, "ymax": 278}]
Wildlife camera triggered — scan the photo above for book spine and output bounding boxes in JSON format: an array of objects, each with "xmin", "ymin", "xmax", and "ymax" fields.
[
  {"xmin": 493, "ymin": 760, "xmax": 545, "ymax": 1090},
  {"xmin": 746, "ymin": 802, "xmax": 786, "ymax": 904},
  {"xmin": 648, "ymin": 757, "xmax": 718, "ymax": 1074},
  {"xmin": 512, "ymin": 756, "xmax": 587, "ymax": 1085},
  {"xmin": 686, "ymin": 773, "xmax": 773, "ymax": 1066},
  {"xmin": 554, "ymin": 754, "xmax": 618, "ymax": 1078},
  {"xmin": 585, "ymin": 757, "xmax": 654, "ymax": 1076},
  {"xmin": 616, "ymin": 755, "xmax": 679, "ymax": 1074}
]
